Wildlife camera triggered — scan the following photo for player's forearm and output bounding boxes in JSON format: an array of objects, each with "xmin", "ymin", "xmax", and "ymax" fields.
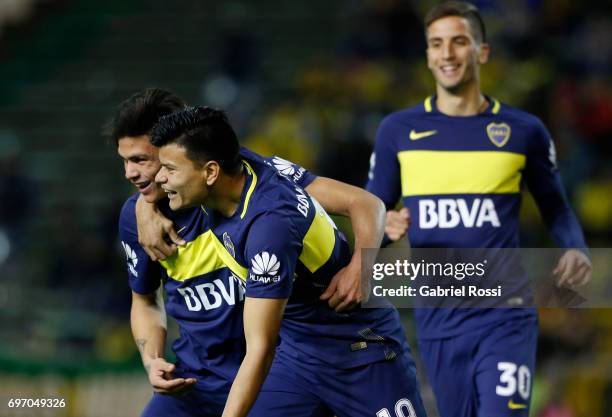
[
  {"xmin": 349, "ymin": 192, "xmax": 386, "ymax": 254},
  {"xmin": 223, "ymin": 297, "xmax": 285, "ymax": 417},
  {"xmin": 130, "ymin": 291, "xmax": 167, "ymax": 370},
  {"xmin": 131, "ymin": 310, "xmax": 167, "ymax": 370},
  {"xmin": 221, "ymin": 346, "xmax": 276, "ymax": 417},
  {"xmin": 547, "ymin": 210, "xmax": 588, "ymax": 249},
  {"xmin": 532, "ymin": 178, "xmax": 587, "ymax": 249}
]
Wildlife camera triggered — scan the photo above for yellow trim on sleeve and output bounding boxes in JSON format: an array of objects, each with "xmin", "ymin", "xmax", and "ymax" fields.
[{"xmin": 299, "ymin": 203, "xmax": 336, "ymax": 273}]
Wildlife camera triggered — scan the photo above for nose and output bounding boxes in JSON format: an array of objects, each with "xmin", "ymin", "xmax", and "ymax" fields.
[
  {"xmin": 125, "ymin": 161, "xmax": 139, "ymax": 180},
  {"xmin": 155, "ymin": 168, "xmax": 167, "ymax": 184},
  {"xmin": 442, "ymin": 42, "xmax": 454, "ymax": 60}
]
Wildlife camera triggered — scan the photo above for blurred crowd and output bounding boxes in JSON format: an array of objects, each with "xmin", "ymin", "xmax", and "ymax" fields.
[{"xmin": 0, "ymin": 1, "xmax": 610, "ymax": 416}]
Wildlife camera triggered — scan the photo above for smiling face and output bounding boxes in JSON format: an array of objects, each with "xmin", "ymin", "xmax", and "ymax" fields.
[
  {"xmin": 117, "ymin": 135, "xmax": 165, "ymax": 202},
  {"xmin": 426, "ymin": 15, "xmax": 489, "ymax": 94},
  {"xmin": 155, "ymin": 143, "xmax": 215, "ymax": 211}
]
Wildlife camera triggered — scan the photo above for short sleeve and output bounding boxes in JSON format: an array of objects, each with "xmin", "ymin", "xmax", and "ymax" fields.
[
  {"xmin": 118, "ymin": 197, "xmax": 162, "ymax": 294},
  {"xmin": 244, "ymin": 212, "xmax": 302, "ymax": 299},
  {"xmin": 268, "ymin": 155, "xmax": 317, "ymax": 189}
]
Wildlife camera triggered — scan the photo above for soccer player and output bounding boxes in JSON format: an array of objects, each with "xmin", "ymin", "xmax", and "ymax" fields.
[
  {"xmin": 149, "ymin": 106, "xmax": 426, "ymax": 417},
  {"xmin": 366, "ymin": 2, "xmax": 592, "ymax": 417},
  {"xmin": 111, "ymin": 88, "xmax": 397, "ymax": 416}
]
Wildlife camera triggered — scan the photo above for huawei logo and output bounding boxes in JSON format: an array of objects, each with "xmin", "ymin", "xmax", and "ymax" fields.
[
  {"xmin": 251, "ymin": 251, "xmax": 280, "ymax": 276},
  {"xmin": 272, "ymin": 156, "xmax": 295, "ymax": 176},
  {"xmin": 121, "ymin": 241, "xmax": 139, "ymax": 277}
]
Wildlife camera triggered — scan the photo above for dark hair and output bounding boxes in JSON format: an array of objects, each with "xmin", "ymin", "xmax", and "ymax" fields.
[
  {"xmin": 150, "ymin": 106, "xmax": 242, "ymax": 175},
  {"xmin": 104, "ymin": 88, "xmax": 186, "ymax": 145},
  {"xmin": 424, "ymin": 1, "xmax": 486, "ymax": 43}
]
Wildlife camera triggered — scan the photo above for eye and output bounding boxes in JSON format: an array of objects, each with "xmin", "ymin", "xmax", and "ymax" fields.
[{"xmin": 128, "ymin": 156, "xmax": 147, "ymax": 164}]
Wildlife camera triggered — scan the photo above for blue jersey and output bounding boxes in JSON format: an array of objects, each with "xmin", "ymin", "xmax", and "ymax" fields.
[
  {"xmin": 118, "ymin": 149, "xmax": 318, "ymax": 397},
  {"xmin": 212, "ymin": 148, "xmax": 409, "ymax": 369},
  {"xmin": 119, "ymin": 195, "xmax": 246, "ymax": 395},
  {"xmin": 366, "ymin": 96, "xmax": 587, "ymax": 338}
]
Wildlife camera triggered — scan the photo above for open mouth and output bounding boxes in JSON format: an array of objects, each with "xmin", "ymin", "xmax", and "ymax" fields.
[
  {"xmin": 135, "ymin": 181, "xmax": 152, "ymax": 192},
  {"xmin": 163, "ymin": 187, "xmax": 178, "ymax": 199},
  {"xmin": 440, "ymin": 64, "xmax": 460, "ymax": 76}
]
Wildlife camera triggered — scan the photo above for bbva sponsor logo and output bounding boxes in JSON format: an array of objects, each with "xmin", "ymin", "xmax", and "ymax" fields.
[
  {"xmin": 419, "ymin": 198, "xmax": 501, "ymax": 229},
  {"xmin": 295, "ymin": 187, "xmax": 310, "ymax": 217},
  {"xmin": 178, "ymin": 275, "xmax": 245, "ymax": 311}
]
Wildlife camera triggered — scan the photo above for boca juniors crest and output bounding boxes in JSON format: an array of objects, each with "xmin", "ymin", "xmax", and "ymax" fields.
[
  {"xmin": 223, "ymin": 232, "xmax": 235, "ymax": 257},
  {"xmin": 486, "ymin": 122, "xmax": 511, "ymax": 148}
]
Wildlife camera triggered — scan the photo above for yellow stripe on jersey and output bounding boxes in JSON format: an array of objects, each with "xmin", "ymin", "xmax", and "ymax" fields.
[
  {"xmin": 160, "ymin": 230, "xmax": 247, "ymax": 282},
  {"xmin": 397, "ymin": 150, "xmax": 526, "ymax": 196},
  {"xmin": 424, "ymin": 96, "xmax": 433, "ymax": 113},
  {"xmin": 214, "ymin": 235, "xmax": 248, "ymax": 281},
  {"xmin": 240, "ymin": 160, "xmax": 257, "ymax": 219},
  {"xmin": 299, "ymin": 202, "xmax": 336, "ymax": 273}
]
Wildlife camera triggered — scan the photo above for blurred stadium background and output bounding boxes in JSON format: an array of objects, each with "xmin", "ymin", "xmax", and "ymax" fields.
[{"xmin": 0, "ymin": 0, "xmax": 610, "ymax": 416}]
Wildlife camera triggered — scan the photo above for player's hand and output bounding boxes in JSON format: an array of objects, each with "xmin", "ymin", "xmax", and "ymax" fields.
[
  {"xmin": 553, "ymin": 249, "xmax": 592, "ymax": 288},
  {"xmin": 385, "ymin": 208, "xmax": 411, "ymax": 242},
  {"xmin": 147, "ymin": 358, "xmax": 197, "ymax": 395},
  {"xmin": 320, "ymin": 259, "xmax": 366, "ymax": 312},
  {"xmin": 135, "ymin": 196, "xmax": 185, "ymax": 261}
]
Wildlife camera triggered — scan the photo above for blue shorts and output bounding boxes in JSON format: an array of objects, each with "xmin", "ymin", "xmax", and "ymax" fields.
[
  {"xmin": 140, "ymin": 369, "xmax": 230, "ymax": 417},
  {"xmin": 417, "ymin": 315, "xmax": 538, "ymax": 417},
  {"xmin": 140, "ymin": 390, "xmax": 223, "ymax": 417},
  {"xmin": 250, "ymin": 349, "xmax": 427, "ymax": 417}
]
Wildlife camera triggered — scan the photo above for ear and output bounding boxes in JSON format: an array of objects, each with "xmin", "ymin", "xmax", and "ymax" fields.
[
  {"xmin": 426, "ymin": 46, "xmax": 435, "ymax": 70},
  {"xmin": 478, "ymin": 43, "xmax": 490, "ymax": 64},
  {"xmin": 204, "ymin": 160, "xmax": 221, "ymax": 186}
]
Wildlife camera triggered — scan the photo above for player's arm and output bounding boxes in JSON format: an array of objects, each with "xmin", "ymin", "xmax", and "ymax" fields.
[
  {"xmin": 306, "ymin": 177, "xmax": 386, "ymax": 311},
  {"xmin": 222, "ymin": 213, "xmax": 298, "ymax": 417},
  {"xmin": 524, "ymin": 121, "xmax": 592, "ymax": 288},
  {"xmin": 221, "ymin": 297, "xmax": 286, "ymax": 417},
  {"xmin": 130, "ymin": 288, "xmax": 197, "ymax": 394},
  {"xmin": 119, "ymin": 200, "xmax": 195, "ymax": 393},
  {"xmin": 131, "ymin": 289, "xmax": 175, "ymax": 388},
  {"xmin": 365, "ymin": 116, "xmax": 409, "ymax": 243},
  {"xmin": 135, "ymin": 194, "xmax": 185, "ymax": 261},
  {"xmin": 131, "ymin": 288, "xmax": 166, "ymax": 368}
]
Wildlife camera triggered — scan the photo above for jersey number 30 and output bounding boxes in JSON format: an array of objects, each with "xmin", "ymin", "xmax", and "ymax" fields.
[{"xmin": 496, "ymin": 362, "xmax": 531, "ymax": 399}]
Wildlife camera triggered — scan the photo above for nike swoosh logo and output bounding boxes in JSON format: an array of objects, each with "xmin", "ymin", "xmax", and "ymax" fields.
[
  {"xmin": 507, "ymin": 399, "xmax": 528, "ymax": 410},
  {"xmin": 409, "ymin": 129, "xmax": 437, "ymax": 140}
]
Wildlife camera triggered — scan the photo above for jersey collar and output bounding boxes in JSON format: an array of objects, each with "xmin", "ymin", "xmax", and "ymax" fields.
[
  {"xmin": 236, "ymin": 160, "xmax": 257, "ymax": 219},
  {"xmin": 424, "ymin": 95, "xmax": 501, "ymax": 115}
]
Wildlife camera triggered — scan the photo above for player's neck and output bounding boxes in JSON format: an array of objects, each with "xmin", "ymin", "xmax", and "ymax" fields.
[
  {"xmin": 435, "ymin": 85, "xmax": 487, "ymax": 116},
  {"xmin": 209, "ymin": 169, "xmax": 246, "ymax": 217}
]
